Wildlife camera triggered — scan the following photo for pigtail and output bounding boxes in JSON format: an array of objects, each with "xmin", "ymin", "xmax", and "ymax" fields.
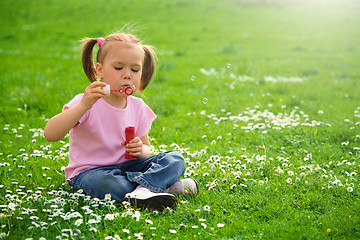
[
  {"xmin": 140, "ymin": 45, "xmax": 156, "ymax": 91},
  {"xmin": 81, "ymin": 38, "xmax": 99, "ymax": 82}
]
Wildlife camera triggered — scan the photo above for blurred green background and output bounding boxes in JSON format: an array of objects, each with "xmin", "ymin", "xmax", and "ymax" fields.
[{"xmin": 1, "ymin": 0, "xmax": 359, "ymax": 130}]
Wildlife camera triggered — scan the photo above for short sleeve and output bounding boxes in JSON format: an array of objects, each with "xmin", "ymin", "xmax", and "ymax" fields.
[
  {"xmin": 136, "ymin": 99, "xmax": 157, "ymax": 138},
  {"xmin": 63, "ymin": 94, "xmax": 89, "ymax": 127}
]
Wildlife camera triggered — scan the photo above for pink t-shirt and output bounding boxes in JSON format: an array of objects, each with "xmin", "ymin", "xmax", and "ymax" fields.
[{"xmin": 64, "ymin": 94, "xmax": 156, "ymax": 180}]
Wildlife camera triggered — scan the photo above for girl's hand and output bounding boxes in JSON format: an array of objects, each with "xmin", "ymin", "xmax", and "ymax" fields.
[
  {"xmin": 122, "ymin": 137, "xmax": 144, "ymax": 158},
  {"xmin": 80, "ymin": 81, "xmax": 107, "ymax": 110}
]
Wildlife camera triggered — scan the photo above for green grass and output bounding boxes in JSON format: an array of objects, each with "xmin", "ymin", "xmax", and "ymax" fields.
[{"xmin": 1, "ymin": 0, "xmax": 360, "ymax": 239}]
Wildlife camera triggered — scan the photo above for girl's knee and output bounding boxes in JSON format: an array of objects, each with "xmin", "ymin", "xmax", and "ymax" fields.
[
  {"xmin": 100, "ymin": 174, "xmax": 136, "ymax": 199},
  {"xmin": 165, "ymin": 151, "xmax": 186, "ymax": 173}
]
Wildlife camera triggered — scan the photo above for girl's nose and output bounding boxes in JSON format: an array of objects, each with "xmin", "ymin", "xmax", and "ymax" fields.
[
  {"xmin": 123, "ymin": 69, "xmax": 131, "ymax": 79},
  {"xmin": 123, "ymin": 72, "xmax": 130, "ymax": 79}
]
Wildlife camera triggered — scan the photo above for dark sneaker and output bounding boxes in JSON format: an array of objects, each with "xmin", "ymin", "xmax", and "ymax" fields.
[{"xmin": 122, "ymin": 186, "xmax": 177, "ymax": 211}]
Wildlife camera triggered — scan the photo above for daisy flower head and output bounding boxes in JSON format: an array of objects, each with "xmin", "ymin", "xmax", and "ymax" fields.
[
  {"xmin": 286, "ymin": 178, "xmax": 292, "ymax": 184},
  {"xmin": 217, "ymin": 223, "xmax": 225, "ymax": 228},
  {"xmin": 8, "ymin": 203, "xmax": 16, "ymax": 211},
  {"xmin": 275, "ymin": 166, "xmax": 284, "ymax": 174},
  {"xmin": 104, "ymin": 194, "xmax": 112, "ymax": 201},
  {"xmin": 74, "ymin": 219, "xmax": 83, "ymax": 226},
  {"xmin": 134, "ymin": 233, "xmax": 143, "ymax": 239},
  {"xmin": 132, "ymin": 211, "xmax": 141, "ymax": 221},
  {"xmin": 88, "ymin": 219, "xmax": 100, "ymax": 224},
  {"xmin": 105, "ymin": 214, "xmax": 115, "ymax": 220}
]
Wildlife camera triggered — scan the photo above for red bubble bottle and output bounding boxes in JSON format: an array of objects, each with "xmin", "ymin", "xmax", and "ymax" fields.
[{"xmin": 125, "ymin": 126, "xmax": 136, "ymax": 160}]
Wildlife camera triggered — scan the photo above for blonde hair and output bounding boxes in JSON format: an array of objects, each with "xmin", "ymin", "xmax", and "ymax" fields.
[{"xmin": 81, "ymin": 32, "xmax": 156, "ymax": 91}]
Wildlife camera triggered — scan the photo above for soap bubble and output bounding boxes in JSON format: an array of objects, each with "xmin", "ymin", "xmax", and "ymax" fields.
[
  {"xmin": 202, "ymin": 98, "xmax": 208, "ymax": 104},
  {"xmin": 191, "ymin": 75, "xmax": 196, "ymax": 81}
]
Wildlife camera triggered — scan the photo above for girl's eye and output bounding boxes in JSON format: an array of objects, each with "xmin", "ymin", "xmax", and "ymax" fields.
[
  {"xmin": 114, "ymin": 67, "xmax": 122, "ymax": 70},
  {"xmin": 132, "ymin": 69, "xmax": 140, "ymax": 72}
]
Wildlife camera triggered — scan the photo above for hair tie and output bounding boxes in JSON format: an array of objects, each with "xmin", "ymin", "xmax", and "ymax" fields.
[{"xmin": 97, "ymin": 37, "xmax": 105, "ymax": 47}]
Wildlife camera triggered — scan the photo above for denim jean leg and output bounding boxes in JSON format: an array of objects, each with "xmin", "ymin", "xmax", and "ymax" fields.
[
  {"xmin": 69, "ymin": 165, "xmax": 138, "ymax": 201},
  {"xmin": 124, "ymin": 151, "xmax": 186, "ymax": 193}
]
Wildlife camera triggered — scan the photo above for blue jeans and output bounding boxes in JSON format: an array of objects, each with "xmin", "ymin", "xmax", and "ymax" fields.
[{"xmin": 68, "ymin": 151, "xmax": 186, "ymax": 202}]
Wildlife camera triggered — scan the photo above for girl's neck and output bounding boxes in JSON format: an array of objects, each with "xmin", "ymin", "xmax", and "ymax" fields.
[{"xmin": 102, "ymin": 95, "xmax": 128, "ymax": 109}]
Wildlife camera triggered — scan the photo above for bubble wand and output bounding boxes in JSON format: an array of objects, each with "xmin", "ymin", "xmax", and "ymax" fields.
[{"xmin": 102, "ymin": 84, "xmax": 135, "ymax": 96}]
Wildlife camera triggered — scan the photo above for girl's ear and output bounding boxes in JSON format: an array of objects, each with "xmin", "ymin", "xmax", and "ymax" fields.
[{"xmin": 95, "ymin": 62, "xmax": 103, "ymax": 78}]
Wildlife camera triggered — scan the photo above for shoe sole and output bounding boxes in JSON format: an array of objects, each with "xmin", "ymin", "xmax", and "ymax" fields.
[{"xmin": 123, "ymin": 194, "xmax": 178, "ymax": 211}]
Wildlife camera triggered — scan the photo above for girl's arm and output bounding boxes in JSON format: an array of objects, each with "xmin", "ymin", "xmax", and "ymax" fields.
[
  {"xmin": 124, "ymin": 135, "xmax": 152, "ymax": 160},
  {"xmin": 44, "ymin": 81, "xmax": 106, "ymax": 142},
  {"xmin": 44, "ymin": 103, "xmax": 88, "ymax": 142}
]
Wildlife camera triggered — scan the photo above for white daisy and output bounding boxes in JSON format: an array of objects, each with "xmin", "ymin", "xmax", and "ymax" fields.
[
  {"xmin": 105, "ymin": 214, "xmax": 114, "ymax": 220},
  {"xmin": 74, "ymin": 219, "xmax": 83, "ymax": 226}
]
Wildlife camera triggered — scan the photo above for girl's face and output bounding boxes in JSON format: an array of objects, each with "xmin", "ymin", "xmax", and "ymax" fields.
[{"xmin": 96, "ymin": 42, "xmax": 144, "ymax": 96}]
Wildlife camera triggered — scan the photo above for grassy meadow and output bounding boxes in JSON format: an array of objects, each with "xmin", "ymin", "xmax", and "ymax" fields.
[{"xmin": 1, "ymin": 0, "xmax": 360, "ymax": 239}]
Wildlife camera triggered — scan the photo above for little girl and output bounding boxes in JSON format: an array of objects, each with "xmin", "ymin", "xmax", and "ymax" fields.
[{"xmin": 44, "ymin": 31, "xmax": 198, "ymax": 211}]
